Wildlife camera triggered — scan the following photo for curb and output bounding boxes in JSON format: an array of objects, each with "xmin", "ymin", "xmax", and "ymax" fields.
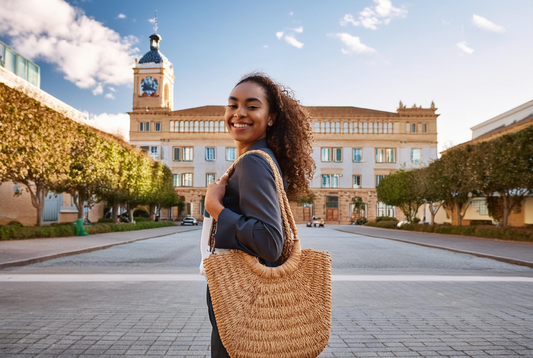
[
  {"xmin": 334, "ymin": 228, "xmax": 533, "ymax": 269},
  {"xmin": 0, "ymin": 227, "xmax": 200, "ymax": 269}
]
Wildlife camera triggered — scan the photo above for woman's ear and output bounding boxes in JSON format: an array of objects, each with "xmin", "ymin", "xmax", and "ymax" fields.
[{"xmin": 268, "ymin": 112, "xmax": 277, "ymax": 125}]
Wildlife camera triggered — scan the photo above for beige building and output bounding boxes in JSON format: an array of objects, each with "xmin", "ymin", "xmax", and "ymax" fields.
[
  {"xmin": 434, "ymin": 100, "xmax": 533, "ymax": 227},
  {"xmin": 129, "ymin": 32, "xmax": 440, "ymax": 224}
]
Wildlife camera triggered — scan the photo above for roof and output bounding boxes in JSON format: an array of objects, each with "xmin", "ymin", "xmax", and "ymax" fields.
[
  {"xmin": 171, "ymin": 105, "xmax": 397, "ymax": 118},
  {"xmin": 138, "ymin": 49, "xmax": 171, "ymax": 65}
]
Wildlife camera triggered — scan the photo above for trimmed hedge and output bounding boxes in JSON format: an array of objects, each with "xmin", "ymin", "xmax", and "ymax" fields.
[
  {"xmin": 133, "ymin": 217, "xmax": 151, "ymax": 222},
  {"xmin": 364, "ymin": 222, "xmax": 533, "ymax": 242},
  {"xmin": 365, "ymin": 220, "xmax": 399, "ymax": 229},
  {"xmin": 375, "ymin": 217, "xmax": 398, "ymax": 223},
  {"xmin": 0, "ymin": 221, "xmax": 176, "ymax": 240}
]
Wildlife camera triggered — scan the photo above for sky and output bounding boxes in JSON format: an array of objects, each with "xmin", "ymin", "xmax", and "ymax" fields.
[{"xmin": 1, "ymin": 0, "xmax": 532, "ymax": 151}]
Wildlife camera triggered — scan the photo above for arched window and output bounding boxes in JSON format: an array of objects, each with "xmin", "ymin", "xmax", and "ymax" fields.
[
  {"xmin": 209, "ymin": 121, "xmax": 214, "ymax": 132},
  {"xmin": 184, "ymin": 121, "xmax": 189, "ymax": 132},
  {"xmin": 335, "ymin": 122, "xmax": 341, "ymax": 133},
  {"xmin": 412, "ymin": 123, "xmax": 417, "ymax": 133},
  {"xmin": 220, "ymin": 120, "xmax": 225, "ymax": 132},
  {"xmin": 343, "ymin": 122, "xmax": 349, "ymax": 133},
  {"xmin": 199, "ymin": 121, "xmax": 204, "ymax": 132},
  {"xmin": 353, "ymin": 122, "xmax": 358, "ymax": 133},
  {"xmin": 321, "ymin": 122, "xmax": 326, "ymax": 133},
  {"xmin": 368, "ymin": 122, "xmax": 373, "ymax": 133},
  {"xmin": 194, "ymin": 121, "xmax": 199, "ymax": 132},
  {"xmin": 180, "ymin": 121, "xmax": 184, "ymax": 132},
  {"xmin": 315, "ymin": 122, "xmax": 320, "ymax": 133},
  {"xmin": 214, "ymin": 121, "xmax": 219, "ymax": 132},
  {"xmin": 388, "ymin": 122, "xmax": 393, "ymax": 133},
  {"xmin": 377, "ymin": 123, "xmax": 383, "ymax": 134},
  {"xmin": 325, "ymin": 122, "xmax": 331, "ymax": 133},
  {"xmin": 362, "ymin": 122, "xmax": 368, "ymax": 133}
]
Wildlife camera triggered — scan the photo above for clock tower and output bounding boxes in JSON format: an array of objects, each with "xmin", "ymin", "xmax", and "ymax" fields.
[{"xmin": 132, "ymin": 26, "xmax": 174, "ymax": 112}]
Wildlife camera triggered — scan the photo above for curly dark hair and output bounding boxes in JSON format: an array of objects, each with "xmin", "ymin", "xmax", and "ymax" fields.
[{"xmin": 235, "ymin": 72, "xmax": 316, "ymax": 201}]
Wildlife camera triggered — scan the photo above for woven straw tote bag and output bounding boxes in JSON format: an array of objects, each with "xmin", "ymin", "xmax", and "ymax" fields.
[{"xmin": 204, "ymin": 149, "xmax": 332, "ymax": 358}]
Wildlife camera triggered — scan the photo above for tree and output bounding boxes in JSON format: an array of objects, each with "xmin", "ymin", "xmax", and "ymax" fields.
[
  {"xmin": 418, "ymin": 166, "xmax": 444, "ymax": 225},
  {"xmin": 146, "ymin": 163, "xmax": 182, "ymax": 220},
  {"xmin": 431, "ymin": 145, "xmax": 478, "ymax": 226},
  {"xmin": 0, "ymin": 84, "xmax": 74, "ymax": 226},
  {"xmin": 376, "ymin": 169, "xmax": 425, "ymax": 222},
  {"xmin": 350, "ymin": 196, "xmax": 366, "ymax": 222}
]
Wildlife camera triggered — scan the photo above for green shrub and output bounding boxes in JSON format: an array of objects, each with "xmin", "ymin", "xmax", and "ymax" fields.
[
  {"xmin": 474, "ymin": 225, "xmax": 502, "ymax": 239},
  {"xmin": 365, "ymin": 220, "xmax": 398, "ymax": 229},
  {"xmin": 133, "ymin": 208, "xmax": 149, "ymax": 218},
  {"xmin": 7, "ymin": 221, "xmax": 23, "ymax": 227},
  {"xmin": 501, "ymin": 228, "xmax": 533, "ymax": 242},
  {"xmin": 401, "ymin": 223, "xmax": 436, "ymax": 233},
  {"xmin": 97, "ymin": 217, "xmax": 114, "ymax": 223},
  {"xmin": 412, "ymin": 217, "xmax": 421, "ymax": 224},
  {"xmin": 469, "ymin": 220, "xmax": 493, "ymax": 226},
  {"xmin": 355, "ymin": 218, "xmax": 368, "ymax": 225},
  {"xmin": 376, "ymin": 216, "xmax": 398, "ymax": 222},
  {"xmin": 133, "ymin": 217, "xmax": 151, "ymax": 222}
]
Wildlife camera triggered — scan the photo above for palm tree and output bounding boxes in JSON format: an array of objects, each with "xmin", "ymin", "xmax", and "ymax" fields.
[{"xmin": 351, "ymin": 197, "xmax": 366, "ymax": 223}]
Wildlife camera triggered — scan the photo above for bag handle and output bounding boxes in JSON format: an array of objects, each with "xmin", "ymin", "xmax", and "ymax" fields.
[{"xmin": 225, "ymin": 149, "xmax": 298, "ymax": 262}]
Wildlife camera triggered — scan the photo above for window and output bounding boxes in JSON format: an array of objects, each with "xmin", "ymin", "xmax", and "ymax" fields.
[
  {"xmin": 16, "ymin": 55, "xmax": 27, "ymax": 79},
  {"xmin": 406, "ymin": 122, "xmax": 410, "ymax": 133},
  {"xmin": 411, "ymin": 149, "xmax": 421, "ymax": 163},
  {"xmin": 214, "ymin": 121, "xmax": 219, "ymax": 132},
  {"xmin": 206, "ymin": 173, "xmax": 216, "ymax": 186},
  {"xmin": 423, "ymin": 123, "xmax": 427, "ymax": 133},
  {"xmin": 352, "ymin": 122, "xmax": 358, "ymax": 133},
  {"xmin": 226, "ymin": 148, "xmax": 236, "ymax": 161},
  {"xmin": 352, "ymin": 148, "xmax": 362, "ymax": 162},
  {"xmin": 194, "ymin": 121, "xmax": 199, "ymax": 132},
  {"xmin": 321, "ymin": 148, "xmax": 331, "ymax": 162},
  {"xmin": 209, "ymin": 121, "xmax": 215, "ymax": 132},
  {"xmin": 335, "ymin": 122, "xmax": 341, "ymax": 133},
  {"xmin": 139, "ymin": 122, "xmax": 150, "ymax": 131},
  {"xmin": 377, "ymin": 123, "xmax": 383, "ymax": 134},
  {"xmin": 375, "ymin": 148, "xmax": 395, "ymax": 163},
  {"xmin": 199, "ymin": 121, "xmax": 204, "ymax": 132},
  {"xmin": 149, "ymin": 146, "xmax": 159, "ymax": 160},
  {"xmin": 205, "ymin": 147, "xmax": 216, "ymax": 161},
  {"xmin": 220, "ymin": 120, "xmax": 226, "ymax": 132},
  {"xmin": 333, "ymin": 148, "xmax": 342, "ymax": 162},
  {"xmin": 353, "ymin": 175, "xmax": 361, "ymax": 189},
  {"xmin": 170, "ymin": 121, "xmax": 176, "ymax": 132},
  {"xmin": 377, "ymin": 202, "xmax": 395, "ymax": 217},
  {"xmin": 4, "ymin": 48, "xmax": 16, "ymax": 73},
  {"xmin": 388, "ymin": 122, "xmax": 393, "ymax": 134},
  {"xmin": 315, "ymin": 122, "xmax": 320, "ymax": 133},
  {"xmin": 325, "ymin": 122, "xmax": 331, "ymax": 133},
  {"xmin": 362, "ymin": 122, "xmax": 368, "ymax": 133},
  {"xmin": 368, "ymin": 122, "xmax": 373, "ymax": 133},
  {"xmin": 321, "ymin": 122, "xmax": 326, "ymax": 133},
  {"xmin": 343, "ymin": 122, "xmax": 349, "ymax": 133},
  {"xmin": 173, "ymin": 147, "xmax": 181, "ymax": 161},
  {"xmin": 184, "ymin": 121, "xmax": 189, "ymax": 132},
  {"xmin": 471, "ymin": 200, "xmax": 489, "ymax": 216},
  {"xmin": 376, "ymin": 175, "xmax": 384, "ymax": 187},
  {"xmin": 321, "ymin": 175, "xmax": 330, "ymax": 188},
  {"xmin": 412, "ymin": 123, "xmax": 417, "ymax": 133},
  {"xmin": 173, "ymin": 174, "xmax": 181, "ymax": 187},
  {"xmin": 182, "ymin": 173, "xmax": 193, "ymax": 187},
  {"xmin": 154, "ymin": 122, "xmax": 161, "ymax": 132},
  {"xmin": 180, "ymin": 121, "xmax": 185, "ymax": 132},
  {"xmin": 183, "ymin": 147, "xmax": 193, "ymax": 161}
]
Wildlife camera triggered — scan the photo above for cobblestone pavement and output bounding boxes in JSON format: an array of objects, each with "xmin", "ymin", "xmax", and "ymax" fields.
[{"xmin": 1, "ymin": 279, "xmax": 532, "ymax": 358}]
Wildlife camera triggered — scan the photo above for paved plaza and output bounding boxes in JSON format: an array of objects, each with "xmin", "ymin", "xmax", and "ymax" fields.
[{"xmin": 1, "ymin": 226, "xmax": 532, "ymax": 357}]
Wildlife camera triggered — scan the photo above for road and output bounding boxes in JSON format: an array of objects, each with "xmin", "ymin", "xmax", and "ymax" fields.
[{"xmin": 1, "ymin": 225, "xmax": 532, "ymax": 357}]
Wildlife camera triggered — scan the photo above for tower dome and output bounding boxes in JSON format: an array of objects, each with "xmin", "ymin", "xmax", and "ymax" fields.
[{"xmin": 138, "ymin": 33, "xmax": 172, "ymax": 67}]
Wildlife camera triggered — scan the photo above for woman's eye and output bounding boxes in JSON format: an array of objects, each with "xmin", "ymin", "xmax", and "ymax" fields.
[
  {"xmin": 226, "ymin": 104, "xmax": 237, "ymax": 109},
  {"xmin": 248, "ymin": 106, "xmax": 258, "ymax": 109}
]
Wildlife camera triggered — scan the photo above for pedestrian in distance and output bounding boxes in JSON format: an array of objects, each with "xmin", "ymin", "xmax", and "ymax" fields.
[{"xmin": 204, "ymin": 72, "xmax": 316, "ymax": 357}]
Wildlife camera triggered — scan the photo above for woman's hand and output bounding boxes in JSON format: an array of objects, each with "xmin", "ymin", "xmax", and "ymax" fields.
[{"xmin": 205, "ymin": 173, "xmax": 229, "ymax": 220}]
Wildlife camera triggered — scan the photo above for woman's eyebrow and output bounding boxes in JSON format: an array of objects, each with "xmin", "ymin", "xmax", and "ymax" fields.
[{"xmin": 227, "ymin": 96, "xmax": 263, "ymax": 104}]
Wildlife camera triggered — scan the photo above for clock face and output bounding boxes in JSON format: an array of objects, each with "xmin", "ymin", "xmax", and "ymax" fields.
[{"xmin": 141, "ymin": 77, "xmax": 158, "ymax": 97}]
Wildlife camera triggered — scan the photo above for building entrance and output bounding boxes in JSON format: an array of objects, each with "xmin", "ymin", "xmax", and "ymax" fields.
[{"xmin": 326, "ymin": 196, "xmax": 338, "ymax": 222}]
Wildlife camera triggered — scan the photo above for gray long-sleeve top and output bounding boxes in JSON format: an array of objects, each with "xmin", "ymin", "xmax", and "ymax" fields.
[{"xmin": 213, "ymin": 138, "xmax": 288, "ymax": 266}]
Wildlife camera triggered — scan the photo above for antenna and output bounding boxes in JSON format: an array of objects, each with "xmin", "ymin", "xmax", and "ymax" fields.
[{"xmin": 153, "ymin": 10, "xmax": 158, "ymax": 34}]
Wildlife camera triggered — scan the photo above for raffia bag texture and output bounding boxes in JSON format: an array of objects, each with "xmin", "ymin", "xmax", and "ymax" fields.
[{"xmin": 204, "ymin": 150, "xmax": 332, "ymax": 358}]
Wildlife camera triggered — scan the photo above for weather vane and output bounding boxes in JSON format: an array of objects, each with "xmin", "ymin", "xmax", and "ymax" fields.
[{"xmin": 153, "ymin": 10, "xmax": 158, "ymax": 34}]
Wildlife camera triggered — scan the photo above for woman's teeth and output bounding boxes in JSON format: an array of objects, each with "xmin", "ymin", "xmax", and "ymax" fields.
[{"xmin": 234, "ymin": 123, "xmax": 251, "ymax": 128}]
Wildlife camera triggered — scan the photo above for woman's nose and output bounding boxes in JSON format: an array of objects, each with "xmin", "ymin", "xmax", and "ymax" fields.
[{"xmin": 236, "ymin": 106, "xmax": 247, "ymax": 117}]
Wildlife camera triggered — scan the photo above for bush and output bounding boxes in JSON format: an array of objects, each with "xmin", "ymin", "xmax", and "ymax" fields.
[
  {"xmin": 97, "ymin": 217, "xmax": 114, "ymax": 223},
  {"xmin": 7, "ymin": 221, "xmax": 23, "ymax": 227},
  {"xmin": 133, "ymin": 217, "xmax": 151, "ymax": 222},
  {"xmin": 470, "ymin": 220, "xmax": 493, "ymax": 226},
  {"xmin": 401, "ymin": 223, "xmax": 436, "ymax": 233},
  {"xmin": 0, "ymin": 221, "xmax": 176, "ymax": 240},
  {"xmin": 355, "ymin": 218, "xmax": 368, "ymax": 225},
  {"xmin": 412, "ymin": 217, "xmax": 421, "ymax": 224},
  {"xmin": 376, "ymin": 216, "xmax": 398, "ymax": 222},
  {"xmin": 365, "ymin": 220, "xmax": 398, "ymax": 229},
  {"xmin": 133, "ymin": 208, "xmax": 149, "ymax": 218}
]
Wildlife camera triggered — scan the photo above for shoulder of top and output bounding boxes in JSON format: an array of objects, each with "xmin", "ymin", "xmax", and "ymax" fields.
[{"xmin": 237, "ymin": 152, "xmax": 276, "ymax": 174}]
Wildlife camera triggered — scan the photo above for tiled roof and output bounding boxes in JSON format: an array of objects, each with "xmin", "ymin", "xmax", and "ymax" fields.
[
  {"xmin": 171, "ymin": 105, "xmax": 397, "ymax": 118},
  {"xmin": 139, "ymin": 49, "xmax": 171, "ymax": 64}
]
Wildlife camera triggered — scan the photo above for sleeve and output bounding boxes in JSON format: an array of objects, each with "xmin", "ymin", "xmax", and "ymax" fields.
[{"xmin": 213, "ymin": 153, "xmax": 284, "ymax": 262}]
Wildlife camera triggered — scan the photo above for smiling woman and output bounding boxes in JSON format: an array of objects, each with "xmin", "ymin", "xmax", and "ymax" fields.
[{"xmin": 203, "ymin": 72, "xmax": 318, "ymax": 357}]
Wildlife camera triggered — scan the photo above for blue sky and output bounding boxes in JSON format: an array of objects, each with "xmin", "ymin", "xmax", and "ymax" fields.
[{"xmin": 1, "ymin": 0, "xmax": 532, "ymax": 151}]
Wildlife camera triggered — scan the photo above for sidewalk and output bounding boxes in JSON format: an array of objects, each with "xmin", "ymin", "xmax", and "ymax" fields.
[
  {"xmin": 0, "ymin": 225, "xmax": 201, "ymax": 269},
  {"xmin": 336, "ymin": 225, "xmax": 533, "ymax": 268}
]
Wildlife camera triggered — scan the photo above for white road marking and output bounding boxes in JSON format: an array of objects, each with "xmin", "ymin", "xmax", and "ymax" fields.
[{"xmin": 0, "ymin": 274, "xmax": 532, "ymax": 282}]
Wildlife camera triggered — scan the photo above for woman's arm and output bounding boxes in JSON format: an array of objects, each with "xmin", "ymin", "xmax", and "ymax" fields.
[{"xmin": 213, "ymin": 153, "xmax": 284, "ymax": 263}]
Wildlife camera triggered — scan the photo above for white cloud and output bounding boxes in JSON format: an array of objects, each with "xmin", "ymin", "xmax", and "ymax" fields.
[
  {"xmin": 276, "ymin": 31, "xmax": 284, "ymax": 39},
  {"xmin": 289, "ymin": 12, "xmax": 293, "ymax": 16},
  {"xmin": 457, "ymin": 41, "xmax": 474, "ymax": 54},
  {"xmin": 108, "ymin": 87, "xmax": 116, "ymax": 92},
  {"xmin": 263, "ymin": 45, "xmax": 268, "ymax": 48},
  {"xmin": 92, "ymin": 84, "xmax": 103, "ymax": 96},
  {"xmin": 329, "ymin": 33, "xmax": 376, "ymax": 54},
  {"xmin": 341, "ymin": 0, "xmax": 407, "ymax": 30},
  {"xmin": 294, "ymin": 26, "xmax": 303, "ymax": 33},
  {"xmin": 283, "ymin": 34, "xmax": 304, "ymax": 49},
  {"xmin": 104, "ymin": 92, "xmax": 115, "ymax": 100},
  {"xmin": 0, "ymin": 0, "xmax": 139, "ymax": 91},
  {"xmin": 117, "ymin": 13, "xmax": 126, "ymax": 19},
  {"xmin": 82, "ymin": 112, "xmax": 130, "ymax": 141},
  {"xmin": 148, "ymin": 18, "xmax": 156, "ymax": 23},
  {"xmin": 472, "ymin": 14, "xmax": 505, "ymax": 33}
]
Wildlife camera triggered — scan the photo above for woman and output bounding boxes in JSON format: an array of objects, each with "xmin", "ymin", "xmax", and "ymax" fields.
[{"xmin": 204, "ymin": 72, "xmax": 315, "ymax": 357}]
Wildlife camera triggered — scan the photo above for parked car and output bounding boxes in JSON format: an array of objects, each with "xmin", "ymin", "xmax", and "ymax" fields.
[
  {"xmin": 307, "ymin": 217, "xmax": 325, "ymax": 227},
  {"xmin": 181, "ymin": 215, "xmax": 198, "ymax": 226}
]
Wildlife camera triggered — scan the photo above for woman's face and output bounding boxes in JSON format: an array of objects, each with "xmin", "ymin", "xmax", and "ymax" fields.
[{"xmin": 225, "ymin": 81, "xmax": 274, "ymax": 145}]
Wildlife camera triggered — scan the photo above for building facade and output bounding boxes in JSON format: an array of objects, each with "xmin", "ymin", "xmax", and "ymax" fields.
[{"xmin": 129, "ymin": 33, "xmax": 439, "ymax": 224}]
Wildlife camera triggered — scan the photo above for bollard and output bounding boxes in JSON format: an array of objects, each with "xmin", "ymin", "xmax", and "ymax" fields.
[{"xmin": 75, "ymin": 218, "xmax": 88, "ymax": 236}]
